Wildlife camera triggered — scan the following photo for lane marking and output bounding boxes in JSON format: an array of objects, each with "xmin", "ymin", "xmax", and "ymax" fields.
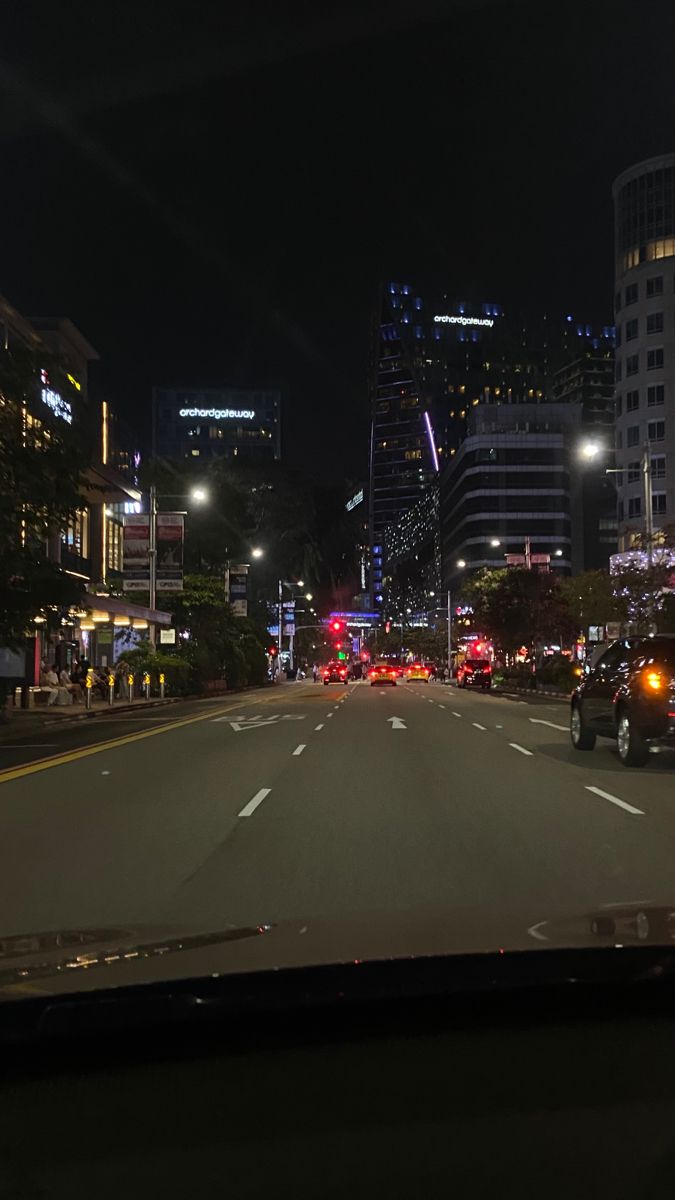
[
  {"xmin": 327, "ymin": 712, "xmax": 334, "ymax": 718},
  {"xmin": 509, "ymin": 743, "xmax": 533, "ymax": 756},
  {"xmin": 238, "ymin": 787, "xmax": 271, "ymax": 817},
  {"xmin": 472, "ymin": 722, "xmax": 487, "ymax": 731},
  {"xmin": 495, "ymin": 724, "xmax": 503, "ymax": 729},
  {"xmin": 292, "ymin": 744, "xmax": 306, "ymax": 756},
  {"xmin": 314, "ymin": 724, "xmax": 324, "ymax": 731},
  {"xmin": 0, "ymin": 699, "xmax": 263, "ymax": 785},
  {"xmin": 585, "ymin": 785, "xmax": 644, "ymax": 816},
  {"xmin": 438, "ymin": 704, "xmax": 446, "ymax": 709},
  {"xmin": 529, "ymin": 718, "xmax": 568, "ymax": 733},
  {"xmin": 528, "ymin": 921, "xmax": 549, "ymax": 942},
  {"xmin": 387, "ymin": 716, "xmax": 407, "ymax": 730},
  {"xmin": 452, "ymin": 711, "xmax": 462, "ymax": 718}
]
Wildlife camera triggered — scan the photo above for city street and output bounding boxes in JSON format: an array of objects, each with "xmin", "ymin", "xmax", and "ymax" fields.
[{"xmin": 1, "ymin": 679, "xmax": 674, "ymax": 958}]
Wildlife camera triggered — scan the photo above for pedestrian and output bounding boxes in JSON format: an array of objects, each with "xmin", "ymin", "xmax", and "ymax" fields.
[
  {"xmin": 39, "ymin": 661, "xmax": 59, "ymax": 706},
  {"xmin": 312, "ymin": 663, "xmax": 318, "ymax": 683},
  {"xmin": 116, "ymin": 657, "xmax": 130, "ymax": 699},
  {"xmin": 59, "ymin": 665, "xmax": 83, "ymax": 703}
]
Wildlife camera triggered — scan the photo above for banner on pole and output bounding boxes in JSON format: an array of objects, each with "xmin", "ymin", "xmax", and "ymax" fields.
[
  {"xmin": 228, "ymin": 563, "xmax": 249, "ymax": 616},
  {"xmin": 156, "ymin": 513, "xmax": 184, "ymax": 591},
  {"xmin": 122, "ymin": 515, "xmax": 150, "ymax": 591}
]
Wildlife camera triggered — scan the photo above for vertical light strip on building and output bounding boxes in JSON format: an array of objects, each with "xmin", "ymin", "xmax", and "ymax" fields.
[
  {"xmin": 424, "ymin": 410, "xmax": 440, "ymax": 473},
  {"xmin": 102, "ymin": 400, "xmax": 109, "ymax": 465}
]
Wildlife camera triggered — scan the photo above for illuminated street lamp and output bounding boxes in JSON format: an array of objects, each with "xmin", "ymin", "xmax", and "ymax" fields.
[
  {"xmin": 190, "ymin": 486, "xmax": 209, "ymax": 503},
  {"xmin": 457, "ymin": 559, "xmax": 466, "ymax": 569},
  {"xmin": 251, "ymin": 546, "xmax": 264, "ymax": 559},
  {"xmin": 490, "ymin": 538, "xmax": 501, "ymax": 547}
]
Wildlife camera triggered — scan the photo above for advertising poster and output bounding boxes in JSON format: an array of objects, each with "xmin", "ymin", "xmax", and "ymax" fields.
[
  {"xmin": 228, "ymin": 563, "xmax": 249, "ymax": 617},
  {"xmin": 122, "ymin": 515, "xmax": 150, "ymax": 591},
  {"xmin": 156, "ymin": 513, "xmax": 184, "ymax": 591}
]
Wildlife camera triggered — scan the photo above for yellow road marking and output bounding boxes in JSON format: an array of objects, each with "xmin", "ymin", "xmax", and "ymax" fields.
[{"xmin": 0, "ymin": 698, "xmax": 264, "ymax": 785}]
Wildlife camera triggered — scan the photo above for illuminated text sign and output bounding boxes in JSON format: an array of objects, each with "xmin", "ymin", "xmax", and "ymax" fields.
[
  {"xmin": 346, "ymin": 488, "xmax": 364, "ymax": 511},
  {"xmin": 433, "ymin": 315, "xmax": 494, "ymax": 328},
  {"xmin": 178, "ymin": 407, "xmax": 255, "ymax": 420}
]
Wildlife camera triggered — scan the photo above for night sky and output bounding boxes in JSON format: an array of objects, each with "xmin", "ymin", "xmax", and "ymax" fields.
[{"xmin": 1, "ymin": 0, "xmax": 674, "ymax": 480}]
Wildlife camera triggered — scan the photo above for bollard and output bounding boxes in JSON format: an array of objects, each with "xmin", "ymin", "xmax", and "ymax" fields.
[
  {"xmin": 159, "ymin": 672, "xmax": 165, "ymax": 700},
  {"xmin": 107, "ymin": 673, "xmax": 115, "ymax": 706},
  {"xmin": 85, "ymin": 673, "xmax": 93, "ymax": 710},
  {"xmin": 128, "ymin": 672, "xmax": 134, "ymax": 704},
  {"xmin": 143, "ymin": 671, "xmax": 151, "ymax": 701}
]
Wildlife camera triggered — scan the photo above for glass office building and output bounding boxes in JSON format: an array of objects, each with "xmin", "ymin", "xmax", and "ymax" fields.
[{"xmin": 152, "ymin": 386, "xmax": 281, "ymax": 463}]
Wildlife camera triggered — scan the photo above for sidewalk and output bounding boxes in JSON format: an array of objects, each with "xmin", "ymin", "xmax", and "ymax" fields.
[{"xmin": 0, "ymin": 694, "xmax": 184, "ymax": 742}]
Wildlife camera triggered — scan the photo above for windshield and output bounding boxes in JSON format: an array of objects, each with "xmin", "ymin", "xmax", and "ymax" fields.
[{"xmin": 1, "ymin": 1, "xmax": 675, "ymax": 1004}]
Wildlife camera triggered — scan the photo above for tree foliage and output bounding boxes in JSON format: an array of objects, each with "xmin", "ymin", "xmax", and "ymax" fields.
[{"xmin": 462, "ymin": 567, "xmax": 577, "ymax": 655}]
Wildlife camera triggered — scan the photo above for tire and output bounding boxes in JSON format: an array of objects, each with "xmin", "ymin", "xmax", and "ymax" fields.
[
  {"xmin": 570, "ymin": 701, "xmax": 596, "ymax": 751},
  {"xmin": 616, "ymin": 708, "xmax": 649, "ymax": 767},
  {"xmin": 324, "ymin": 680, "xmax": 329, "ymax": 686}
]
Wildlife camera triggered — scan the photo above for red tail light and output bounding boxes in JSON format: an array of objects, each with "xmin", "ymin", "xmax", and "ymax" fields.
[{"xmin": 465, "ymin": 665, "xmax": 473, "ymax": 673}]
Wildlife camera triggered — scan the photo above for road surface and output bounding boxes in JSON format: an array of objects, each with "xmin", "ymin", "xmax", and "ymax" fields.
[{"xmin": 1, "ymin": 680, "xmax": 674, "ymax": 955}]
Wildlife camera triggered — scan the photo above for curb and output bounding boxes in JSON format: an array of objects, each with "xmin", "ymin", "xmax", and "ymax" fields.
[
  {"xmin": 42, "ymin": 696, "xmax": 184, "ymax": 728},
  {"xmin": 491, "ymin": 686, "xmax": 571, "ymax": 700}
]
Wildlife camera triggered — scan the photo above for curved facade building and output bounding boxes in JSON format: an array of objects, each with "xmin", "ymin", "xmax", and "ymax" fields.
[{"xmin": 613, "ymin": 154, "xmax": 675, "ymax": 548}]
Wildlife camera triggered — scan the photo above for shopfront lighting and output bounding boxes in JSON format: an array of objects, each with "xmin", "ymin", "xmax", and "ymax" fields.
[
  {"xmin": 91, "ymin": 612, "xmax": 110, "ymax": 623},
  {"xmin": 113, "ymin": 615, "xmax": 131, "ymax": 626}
]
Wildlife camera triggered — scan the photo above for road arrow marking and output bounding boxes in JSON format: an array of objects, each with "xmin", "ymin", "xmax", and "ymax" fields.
[
  {"xmin": 529, "ymin": 718, "xmax": 568, "ymax": 732},
  {"xmin": 387, "ymin": 717, "xmax": 407, "ymax": 729},
  {"xmin": 216, "ymin": 713, "xmax": 307, "ymax": 732}
]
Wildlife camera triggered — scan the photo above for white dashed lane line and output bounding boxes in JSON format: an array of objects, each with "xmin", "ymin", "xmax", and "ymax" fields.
[
  {"xmin": 472, "ymin": 723, "xmax": 487, "ymax": 731},
  {"xmin": 452, "ymin": 711, "xmax": 462, "ymax": 718},
  {"xmin": 292, "ymin": 744, "xmax": 306, "ymax": 756},
  {"xmin": 315, "ymin": 724, "xmax": 324, "ymax": 731},
  {"xmin": 585, "ymin": 785, "xmax": 644, "ymax": 816},
  {"xmin": 238, "ymin": 788, "xmax": 271, "ymax": 818},
  {"xmin": 509, "ymin": 743, "xmax": 533, "ymax": 756}
]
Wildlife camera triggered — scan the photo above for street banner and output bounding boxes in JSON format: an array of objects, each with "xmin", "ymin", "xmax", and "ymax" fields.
[
  {"xmin": 156, "ymin": 513, "xmax": 184, "ymax": 591},
  {"xmin": 123, "ymin": 515, "xmax": 150, "ymax": 591},
  {"xmin": 228, "ymin": 563, "xmax": 249, "ymax": 616}
]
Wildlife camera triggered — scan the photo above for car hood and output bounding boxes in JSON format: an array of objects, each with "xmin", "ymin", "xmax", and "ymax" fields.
[{"xmin": 1, "ymin": 902, "xmax": 675, "ymax": 1001}]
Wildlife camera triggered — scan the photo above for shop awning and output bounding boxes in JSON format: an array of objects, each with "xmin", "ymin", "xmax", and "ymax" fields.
[{"xmin": 82, "ymin": 592, "xmax": 172, "ymax": 626}]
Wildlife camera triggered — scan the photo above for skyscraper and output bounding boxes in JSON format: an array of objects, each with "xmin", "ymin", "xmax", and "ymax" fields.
[{"xmin": 613, "ymin": 154, "xmax": 675, "ymax": 551}]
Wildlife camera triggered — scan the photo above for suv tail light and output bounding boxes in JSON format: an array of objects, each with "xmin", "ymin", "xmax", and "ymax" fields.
[{"xmin": 644, "ymin": 669, "xmax": 665, "ymax": 691}]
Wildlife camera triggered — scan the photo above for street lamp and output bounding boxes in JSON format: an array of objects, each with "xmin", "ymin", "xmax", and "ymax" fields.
[
  {"xmin": 305, "ymin": 592, "xmax": 313, "ymax": 601},
  {"xmin": 251, "ymin": 546, "xmax": 264, "ymax": 559},
  {"xmin": 148, "ymin": 483, "xmax": 209, "ymax": 644},
  {"xmin": 190, "ymin": 486, "xmax": 209, "ymax": 503},
  {"xmin": 554, "ymin": 548, "xmax": 563, "ymax": 557},
  {"xmin": 490, "ymin": 538, "xmax": 501, "ymax": 548},
  {"xmin": 457, "ymin": 559, "xmax": 466, "ymax": 569},
  {"xmin": 578, "ymin": 438, "xmax": 654, "ymax": 568}
]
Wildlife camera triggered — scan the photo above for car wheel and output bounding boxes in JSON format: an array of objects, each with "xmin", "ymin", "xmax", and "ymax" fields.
[
  {"xmin": 616, "ymin": 708, "xmax": 648, "ymax": 767},
  {"xmin": 570, "ymin": 701, "xmax": 596, "ymax": 751}
]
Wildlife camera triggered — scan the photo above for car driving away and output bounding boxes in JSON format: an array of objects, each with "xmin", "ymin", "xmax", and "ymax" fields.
[
  {"xmin": 570, "ymin": 635, "xmax": 675, "ymax": 766},
  {"xmin": 323, "ymin": 661, "xmax": 349, "ymax": 685},
  {"xmin": 457, "ymin": 659, "xmax": 492, "ymax": 690},
  {"xmin": 369, "ymin": 663, "xmax": 397, "ymax": 686},
  {"xmin": 406, "ymin": 662, "xmax": 430, "ymax": 681}
]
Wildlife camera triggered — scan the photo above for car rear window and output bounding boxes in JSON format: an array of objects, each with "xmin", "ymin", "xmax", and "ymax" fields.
[{"xmin": 466, "ymin": 659, "xmax": 489, "ymax": 666}]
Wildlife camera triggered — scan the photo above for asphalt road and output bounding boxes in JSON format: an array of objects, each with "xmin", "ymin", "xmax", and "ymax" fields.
[{"xmin": 1, "ymin": 679, "xmax": 674, "ymax": 954}]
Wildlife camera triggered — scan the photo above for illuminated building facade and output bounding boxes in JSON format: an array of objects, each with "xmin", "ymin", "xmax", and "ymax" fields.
[{"xmin": 152, "ymin": 386, "xmax": 281, "ymax": 463}]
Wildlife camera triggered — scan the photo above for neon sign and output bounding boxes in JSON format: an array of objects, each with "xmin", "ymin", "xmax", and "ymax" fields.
[
  {"xmin": 178, "ymin": 407, "xmax": 255, "ymax": 420},
  {"xmin": 40, "ymin": 371, "xmax": 72, "ymax": 424},
  {"xmin": 433, "ymin": 315, "xmax": 495, "ymax": 327},
  {"xmin": 346, "ymin": 488, "xmax": 364, "ymax": 511}
]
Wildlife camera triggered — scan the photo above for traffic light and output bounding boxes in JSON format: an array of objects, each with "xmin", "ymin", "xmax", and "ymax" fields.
[
  {"xmin": 331, "ymin": 620, "xmax": 343, "ymax": 634},
  {"xmin": 335, "ymin": 641, "xmax": 342, "ymax": 651},
  {"xmin": 268, "ymin": 645, "xmax": 278, "ymax": 657},
  {"xmin": 385, "ymin": 620, "xmax": 391, "ymax": 634}
]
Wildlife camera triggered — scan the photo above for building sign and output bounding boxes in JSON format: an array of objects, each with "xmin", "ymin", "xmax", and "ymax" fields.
[
  {"xmin": 346, "ymin": 488, "xmax": 364, "ymax": 512},
  {"xmin": 160, "ymin": 628, "xmax": 177, "ymax": 645},
  {"xmin": 122, "ymin": 515, "xmax": 150, "ymax": 591},
  {"xmin": 178, "ymin": 408, "xmax": 255, "ymax": 420},
  {"xmin": 156, "ymin": 514, "xmax": 184, "ymax": 592},
  {"xmin": 40, "ymin": 370, "xmax": 72, "ymax": 424},
  {"xmin": 228, "ymin": 563, "xmax": 249, "ymax": 617},
  {"xmin": 433, "ymin": 315, "xmax": 494, "ymax": 328}
]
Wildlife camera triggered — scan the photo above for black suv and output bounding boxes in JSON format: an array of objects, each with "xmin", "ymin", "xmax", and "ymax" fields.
[{"xmin": 570, "ymin": 635, "xmax": 675, "ymax": 766}]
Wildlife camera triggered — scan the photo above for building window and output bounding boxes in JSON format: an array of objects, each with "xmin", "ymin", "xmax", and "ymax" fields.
[
  {"xmin": 652, "ymin": 493, "xmax": 667, "ymax": 516},
  {"xmin": 625, "ymin": 282, "xmax": 638, "ymax": 305},
  {"xmin": 614, "ymin": 290, "xmax": 621, "ymax": 312},
  {"xmin": 627, "ymin": 461, "xmax": 640, "ymax": 483},
  {"xmin": 376, "ymin": 401, "xmax": 390, "ymax": 413},
  {"xmin": 616, "ymin": 430, "xmax": 623, "ymax": 449},
  {"xmin": 625, "ymin": 318, "xmax": 638, "ymax": 341},
  {"xmin": 651, "ymin": 455, "xmax": 666, "ymax": 479},
  {"xmin": 646, "ymin": 312, "xmax": 664, "ymax": 334},
  {"xmin": 647, "ymin": 347, "xmax": 664, "ymax": 370},
  {"xmin": 400, "ymin": 396, "xmax": 419, "ymax": 409},
  {"xmin": 615, "ymin": 394, "xmax": 623, "ymax": 417},
  {"xmin": 626, "ymin": 389, "xmax": 639, "ymax": 412},
  {"xmin": 627, "ymin": 425, "xmax": 640, "ymax": 447},
  {"xmin": 404, "ymin": 449, "xmax": 422, "ymax": 460},
  {"xmin": 648, "ymin": 420, "xmax": 665, "ymax": 441},
  {"xmin": 648, "ymin": 384, "xmax": 665, "ymax": 406},
  {"xmin": 628, "ymin": 496, "xmax": 642, "ymax": 518},
  {"xmin": 626, "ymin": 353, "xmax": 639, "ymax": 376},
  {"xmin": 646, "ymin": 276, "xmax": 663, "ymax": 296},
  {"xmin": 61, "ymin": 509, "xmax": 89, "ymax": 558}
]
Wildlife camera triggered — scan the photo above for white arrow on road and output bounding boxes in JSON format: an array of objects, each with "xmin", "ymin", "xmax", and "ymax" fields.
[
  {"xmin": 387, "ymin": 716, "xmax": 407, "ymax": 730},
  {"xmin": 528, "ymin": 718, "xmax": 568, "ymax": 733}
]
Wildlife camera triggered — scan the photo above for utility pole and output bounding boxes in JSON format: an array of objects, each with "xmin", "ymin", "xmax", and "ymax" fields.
[
  {"xmin": 277, "ymin": 578, "xmax": 283, "ymax": 679},
  {"xmin": 642, "ymin": 441, "xmax": 654, "ymax": 569}
]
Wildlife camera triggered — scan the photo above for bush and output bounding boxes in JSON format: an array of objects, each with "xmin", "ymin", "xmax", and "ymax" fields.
[
  {"xmin": 536, "ymin": 655, "xmax": 581, "ymax": 692},
  {"xmin": 121, "ymin": 648, "xmax": 192, "ymax": 696}
]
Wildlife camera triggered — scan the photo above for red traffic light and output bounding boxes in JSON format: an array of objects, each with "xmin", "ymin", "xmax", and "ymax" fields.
[
  {"xmin": 268, "ymin": 646, "xmax": 278, "ymax": 657},
  {"xmin": 335, "ymin": 641, "xmax": 342, "ymax": 651},
  {"xmin": 331, "ymin": 620, "xmax": 343, "ymax": 633}
]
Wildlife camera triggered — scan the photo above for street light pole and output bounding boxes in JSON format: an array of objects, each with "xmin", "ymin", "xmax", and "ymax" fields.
[
  {"xmin": 642, "ymin": 441, "xmax": 654, "ymax": 569},
  {"xmin": 278, "ymin": 578, "xmax": 283, "ymax": 677},
  {"xmin": 149, "ymin": 484, "xmax": 157, "ymax": 648},
  {"xmin": 447, "ymin": 589, "xmax": 452, "ymax": 674}
]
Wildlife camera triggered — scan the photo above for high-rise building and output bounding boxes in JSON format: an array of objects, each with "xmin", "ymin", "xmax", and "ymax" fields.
[
  {"xmin": 152, "ymin": 386, "xmax": 281, "ymax": 463},
  {"xmin": 370, "ymin": 284, "xmax": 614, "ymax": 605},
  {"xmin": 613, "ymin": 153, "xmax": 675, "ymax": 550}
]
